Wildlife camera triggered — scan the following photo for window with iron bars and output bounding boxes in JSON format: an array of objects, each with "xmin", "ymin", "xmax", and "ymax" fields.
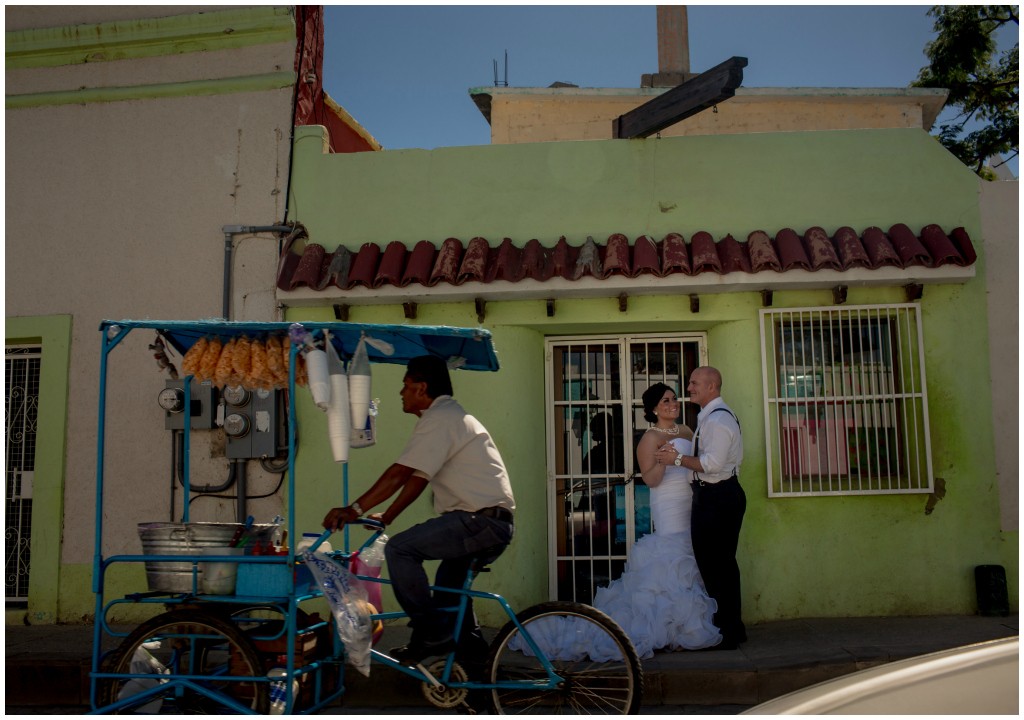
[
  {"xmin": 6, "ymin": 345, "xmax": 39, "ymax": 601},
  {"xmin": 760, "ymin": 304, "xmax": 933, "ymax": 497}
]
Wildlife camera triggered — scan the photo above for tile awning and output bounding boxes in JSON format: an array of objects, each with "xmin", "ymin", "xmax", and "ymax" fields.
[{"xmin": 276, "ymin": 223, "xmax": 976, "ymax": 299}]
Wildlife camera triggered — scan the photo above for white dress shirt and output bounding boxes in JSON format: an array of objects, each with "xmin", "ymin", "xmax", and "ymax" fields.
[{"xmin": 693, "ymin": 397, "xmax": 742, "ymax": 484}]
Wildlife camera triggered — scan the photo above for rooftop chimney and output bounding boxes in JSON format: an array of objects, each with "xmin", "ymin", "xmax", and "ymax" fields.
[{"xmin": 642, "ymin": 6, "xmax": 694, "ymax": 87}]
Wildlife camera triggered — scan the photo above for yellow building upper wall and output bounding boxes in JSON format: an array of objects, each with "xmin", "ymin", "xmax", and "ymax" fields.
[{"xmin": 479, "ymin": 87, "xmax": 948, "ymax": 144}]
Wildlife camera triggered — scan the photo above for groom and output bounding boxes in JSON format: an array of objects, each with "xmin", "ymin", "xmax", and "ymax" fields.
[{"xmin": 677, "ymin": 366, "xmax": 747, "ymax": 649}]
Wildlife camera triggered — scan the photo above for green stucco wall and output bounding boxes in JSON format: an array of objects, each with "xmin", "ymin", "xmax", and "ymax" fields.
[
  {"xmin": 289, "ymin": 125, "xmax": 977, "ymax": 247},
  {"xmin": 285, "ymin": 126, "xmax": 1016, "ymax": 624}
]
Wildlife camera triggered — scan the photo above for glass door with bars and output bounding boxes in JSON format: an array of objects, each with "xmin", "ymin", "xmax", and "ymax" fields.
[{"xmin": 546, "ymin": 334, "xmax": 706, "ymax": 603}]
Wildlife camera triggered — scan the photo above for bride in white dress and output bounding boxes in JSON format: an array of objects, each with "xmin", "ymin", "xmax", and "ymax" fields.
[{"xmin": 514, "ymin": 383, "xmax": 721, "ymax": 660}]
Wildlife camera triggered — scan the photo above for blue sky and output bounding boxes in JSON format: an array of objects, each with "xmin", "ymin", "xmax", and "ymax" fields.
[{"xmin": 322, "ymin": 5, "xmax": 1016, "ymax": 174}]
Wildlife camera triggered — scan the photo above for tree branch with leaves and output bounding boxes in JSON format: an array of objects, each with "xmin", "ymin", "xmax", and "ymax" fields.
[{"xmin": 913, "ymin": 5, "xmax": 1018, "ymax": 178}]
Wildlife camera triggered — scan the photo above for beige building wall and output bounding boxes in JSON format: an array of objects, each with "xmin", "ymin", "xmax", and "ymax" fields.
[
  {"xmin": 6, "ymin": 6, "xmax": 297, "ymax": 621},
  {"xmin": 475, "ymin": 86, "xmax": 948, "ymax": 143},
  {"xmin": 979, "ymin": 179, "xmax": 1019, "ymax": 532}
]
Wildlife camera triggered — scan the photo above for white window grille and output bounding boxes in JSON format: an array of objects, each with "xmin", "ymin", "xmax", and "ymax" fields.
[{"xmin": 760, "ymin": 304, "xmax": 933, "ymax": 497}]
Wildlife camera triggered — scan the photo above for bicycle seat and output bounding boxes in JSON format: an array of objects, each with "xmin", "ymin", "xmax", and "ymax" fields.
[{"xmin": 469, "ymin": 551, "xmax": 499, "ymax": 575}]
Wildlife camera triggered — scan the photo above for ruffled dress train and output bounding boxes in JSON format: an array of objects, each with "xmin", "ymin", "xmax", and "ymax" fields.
[{"xmin": 513, "ymin": 436, "xmax": 721, "ymax": 660}]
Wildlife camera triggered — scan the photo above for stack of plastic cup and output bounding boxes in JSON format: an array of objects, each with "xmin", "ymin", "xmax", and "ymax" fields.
[
  {"xmin": 326, "ymin": 373, "xmax": 350, "ymax": 462},
  {"xmin": 305, "ymin": 348, "xmax": 330, "ymax": 410},
  {"xmin": 348, "ymin": 372, "xmax": 371, "ymax": 432},
  {"xmin": 348, "ymin": 336, "xmax": 372, "ymax": 431}
]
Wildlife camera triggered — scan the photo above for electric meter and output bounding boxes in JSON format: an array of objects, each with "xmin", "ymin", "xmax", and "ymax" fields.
[
  {"xmin": 159, "ymin": 379, "xmax": 215, "ymax": 430},
  {"xmin": 157, "ymin": 387, "xmax": 185, "ymax": 413},
  {"xmin": 222, "ymin": 385, "xmax": 250, "ymax": 407},
  {"xmin": 223, "ymin": 412, "xmax": 250, "ymax": 438},
  {"xmin": 225, "ymin": 388, "xmax": 285, "ymax": 460}
]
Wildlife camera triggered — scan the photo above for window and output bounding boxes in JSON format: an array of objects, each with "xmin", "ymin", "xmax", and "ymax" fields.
[
  {"xmin": 760, "ymin": 304, "xmax": 933, "ymax": 497},
  {"xmin": 6, "ymin": 345, "xmax": 40, "ymax": 601}
]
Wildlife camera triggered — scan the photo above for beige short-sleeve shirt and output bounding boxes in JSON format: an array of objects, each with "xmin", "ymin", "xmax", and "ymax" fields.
[{"xmin": 397, "ymin": 396, "xmax": 515, "ymax": 514}]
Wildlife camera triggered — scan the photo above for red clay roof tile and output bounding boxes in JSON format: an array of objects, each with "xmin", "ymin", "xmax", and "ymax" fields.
[
  {"xmin": 950, "ymin": 227, "xmax": 978, "ymax": 265},
  {"xmin": 861, "ymin": 226, "xmax": 902, "ymax": 268},
  {"xmin": 277, "ymin": 224, "xmax": 977, "ymax": 294},
  {"xmin": 603, "ymin": 233, "xmax": 632, "ymax": 277},
  {"xmin": 661, "ymin": 233, "xmax": 690, "ymax": 275},
  {"xmin": 551, "ymin": 237, "xmax": 577, "ymax": 278},
  {"xmin": 348, "ymin": 242, "xmax": 380, "ymax": 288},
  {"xmin": 718, "ymin": 234, "xmax": 752, "ymax": 274},
  {"xmin": 805, "ymin": 226, "xmax": 843, "ymax": 271},
  {"xmin": 403, "ymin": 240, "xmax": 437, "ymax": 286},
  {"xmin": 431, "ymin": 238, "xmax": 463, "ymax": 286},
  {"xmin": 459, "ymin": 237, "xmax": 490, "ymax": 285},
  {"xmin": 575, "ymin": 237, "xmax": 602, "ymax": 280},
  {"xmin": 775, "ymin": 228, "xmax": 811, "ymax": 270},
  {"xmin": 834, "ymin": 226, "xmax": 871, "ymax": 269},
  {"xmin": 920, "ymin": 224, "xmax": 968, "ymax": 267},
  {"xmin": 690, "ymin": 231, "xmax": 721, "ymax": 273},
  {"xmin": 888, "ymin": 223, "xmax": 932, "ymax": 267},
  {"xmin": 322, "ymin": 245, "xmax": 351, "ymax": 290},
  {"xmin": 490, "ymin": 237, "xmax": 520, "ymax": 282},
  {"xmin": 522, "ymin": 238, "xmax": 551, "ymax": 280},
  {"xmin": 747, "ymin": 230, "xmax": 782, "ymax": 272},
  {"xmin": 377, "ymin": 241, "xmax": 408, "ymax": 288},
  {"xmin": 633, "ymin": 235, "xmax": 661, "ymax": 276},
  {"xmin": 291, "ymin": 243, "xmax": 326, "ymax": 289}
]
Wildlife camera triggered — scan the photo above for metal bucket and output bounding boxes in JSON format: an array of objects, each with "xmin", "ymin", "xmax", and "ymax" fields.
[{"xmin": 137, "ymin": 522, "xmax": 274, "ymax": 593}]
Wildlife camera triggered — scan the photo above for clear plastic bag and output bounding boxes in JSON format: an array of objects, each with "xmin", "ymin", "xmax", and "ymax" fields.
[
  {"xmin": 358, "ymin": 533, "xmax": 388, "ymax": 568},
  {"xmin": 303, "ymin": 550, "xmax": 373, "ymax": 676},
  {"xmin": 350, "ymin": 534, "xmax": 388, "ymax": 613}
]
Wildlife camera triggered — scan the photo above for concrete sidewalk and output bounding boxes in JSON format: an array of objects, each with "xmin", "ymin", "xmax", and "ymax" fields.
[{"xmin": 5, "ymin": 613, "xmax": 1018, "ymax": 712}]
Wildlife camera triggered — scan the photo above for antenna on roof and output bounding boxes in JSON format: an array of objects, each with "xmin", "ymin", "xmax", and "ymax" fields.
[{"xmin": 493, "ymin": 50, "xmax": 509, "ymax": 87}]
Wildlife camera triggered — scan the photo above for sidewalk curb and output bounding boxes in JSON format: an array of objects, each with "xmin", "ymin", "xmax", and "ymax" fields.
[{"xmin": 6, "ymin": 614, "xmax": 1018, "ymax": 711}]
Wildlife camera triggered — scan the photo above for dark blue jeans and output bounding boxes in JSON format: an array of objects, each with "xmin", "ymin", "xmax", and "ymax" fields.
[{"xmin": 385, "ymin": 510, "xmax": 513, "ymax": 642}]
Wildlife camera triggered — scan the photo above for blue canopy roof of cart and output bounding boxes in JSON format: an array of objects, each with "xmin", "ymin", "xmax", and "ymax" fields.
[{"xmin": 100, "ymin": 319, "xmax": 500, "ymax": 372}]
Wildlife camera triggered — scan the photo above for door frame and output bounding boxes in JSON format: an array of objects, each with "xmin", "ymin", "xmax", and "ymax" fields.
[{"xmin": 544, "ymin": 332, "xmax": 708, "ymax": 601}]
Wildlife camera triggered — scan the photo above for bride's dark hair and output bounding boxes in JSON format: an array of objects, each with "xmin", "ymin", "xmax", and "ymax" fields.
[{"xmin": 641, "ymin": 382, "xmax": 674, "ymax": 423}]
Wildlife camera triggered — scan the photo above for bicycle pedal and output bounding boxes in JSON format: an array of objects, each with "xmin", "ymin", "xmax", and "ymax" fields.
[
  {"xmin": 458, "ymin": 690, "xmax": 491, "ymax": 715},
  {"xmin": 391, "ymin": 635, "xmax": 455, "ymax": 664}
]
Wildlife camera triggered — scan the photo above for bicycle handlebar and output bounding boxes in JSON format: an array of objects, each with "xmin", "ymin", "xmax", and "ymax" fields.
[
  {"xmin": 306, "ymin": 519, "xmax": 386, "ymax": 554},
  {"xmin": 356, "ymin": 518, "xmax": 386, "ymax": 531},
  {"xmin": 305, "ymin": 529, "xmax": 334, "ymax": 553}
]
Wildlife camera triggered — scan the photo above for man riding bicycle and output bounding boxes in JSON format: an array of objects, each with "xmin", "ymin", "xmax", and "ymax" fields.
[{"xmin": 323, "ymin": 354, "xmax": 515, "ymax": 664}]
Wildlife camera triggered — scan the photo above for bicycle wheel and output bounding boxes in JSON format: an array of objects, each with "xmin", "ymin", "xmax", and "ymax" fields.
[
  {"xmin": 98, "ymin": 608, "xmax": 269, "ymax": 714},
  {"xmin": 486, "ymin": 601, "xmax": 643, "ymax": 714}
]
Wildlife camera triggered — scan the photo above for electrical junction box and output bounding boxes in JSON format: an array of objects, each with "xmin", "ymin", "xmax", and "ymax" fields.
[
  {"xmin": 222, "ymin": 386, "xmax": 286, "ymax": 460},
  {"xmin": 158, "ymin": 379, "xmax": 216, "ymax": 430}
]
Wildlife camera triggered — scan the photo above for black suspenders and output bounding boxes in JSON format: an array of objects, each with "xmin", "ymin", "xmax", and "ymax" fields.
[{"xmin": 693, "ymin": 407, "xmax": 740, "ymax": 482}]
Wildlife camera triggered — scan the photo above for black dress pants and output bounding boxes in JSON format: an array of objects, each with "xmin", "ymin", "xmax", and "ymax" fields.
[{"xmin": 691, "ymin": 475, "xmax": 747, "ymax": 644}]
